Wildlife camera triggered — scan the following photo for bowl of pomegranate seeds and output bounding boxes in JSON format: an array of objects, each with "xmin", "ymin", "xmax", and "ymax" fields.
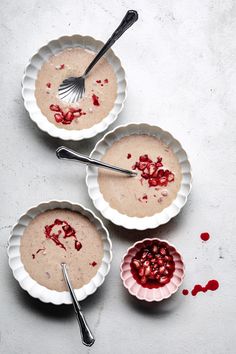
[{"xmin": 120, "ymin": 238, "xmax": 185, "ymax": 301}]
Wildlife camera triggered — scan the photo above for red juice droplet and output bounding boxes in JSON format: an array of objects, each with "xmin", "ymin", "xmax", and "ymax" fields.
[
  {"xmin": 200, "ymin": 232, "xmax": 210, "ymax": 241},
  {"xmin": 92, "ymin": 94, "xmax": 100, "ymax": 106},
  {"xmin": 191, "ymin": 280, "xmax": 219, "ymax": 296},
  {"xmin": 182, "ymin": 289, "xmax": 189, "ymax": 296}
]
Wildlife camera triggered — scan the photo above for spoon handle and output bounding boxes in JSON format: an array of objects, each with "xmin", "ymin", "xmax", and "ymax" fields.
[
  {"xmin": 56, "ymin": 146, "xmax": 137, "ymax": 177},
  {"xmin": 84, "ymin": 10, "xmax": 138, "ymax": 76},
  {"xmin": 61, "ymin": 263, "xmax": 95, "ymax": 347}
]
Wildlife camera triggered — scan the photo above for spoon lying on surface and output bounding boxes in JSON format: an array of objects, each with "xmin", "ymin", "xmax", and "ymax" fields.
[
  {"xmin": 61, "ymin": 263, "xmax": 95, "ymax": 347},
  {"xmin": 58, "ymin": 10, "xmax": 138, "ymax": 103},
  {"xmin": 56, "ymin": 146, "xmax": 137, "ymax": 177}
]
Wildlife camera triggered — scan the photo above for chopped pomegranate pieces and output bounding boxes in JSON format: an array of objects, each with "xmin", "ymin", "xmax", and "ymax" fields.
[
  {"xmin": 44, "ymin": 219, "xmax": 82, "ymax": 252},
  {"xmin": 131, "ymin": 241, "xmax": 175, "ymax": 288},
  {"xmin": 132, "ymin": 154, "xmax": 175, "ymax": 188},
  {"xmin": 49, "ymin": 104, "xmax": 86, "ymax": 125}
]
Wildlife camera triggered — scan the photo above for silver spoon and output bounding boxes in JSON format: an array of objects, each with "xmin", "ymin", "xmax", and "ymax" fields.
[
  {"xmin": 56, "ymin": 146, "xmax": 137, "ymax": 177},
  {"xmin": 61, "ymin": 263, "xmax": 95, "ymax": 347},
  {"xmin": 58, "ymin": 10, "xmax": 138, "ymax": 103}
]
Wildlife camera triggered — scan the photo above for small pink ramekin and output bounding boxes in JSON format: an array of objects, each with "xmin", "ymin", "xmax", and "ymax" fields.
[{"xmin": 120, "ymin": 238, "xmax": 185, "ymax": 302}]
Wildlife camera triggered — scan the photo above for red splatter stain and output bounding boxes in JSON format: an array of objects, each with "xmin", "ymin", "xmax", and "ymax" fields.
[
  {"xmin": 191, "ymin": 280, "xmax": 219, "ymax": 296},
  {"xmin": 127, "ymin": 153, "xmax": 132, "ymax": 159},
  {"xmin": 89, "ymin": 261, "xmax": 97, "ymax": 267},
  {"xmin": 92, "ymin": 94, "xmax": 100, "ymax": 106},
  {"xmin": 200, "ymin": 232, "xmax": 210, "ymax": 241},
  {"xmin": 182, "ymin": 289, "xmax": 189, "ymax": 296}
]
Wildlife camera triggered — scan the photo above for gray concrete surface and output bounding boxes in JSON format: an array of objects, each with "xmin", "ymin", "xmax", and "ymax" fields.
[{"xmin": 1, "ymin": 0, "xmax": 235, "ymax": 353}]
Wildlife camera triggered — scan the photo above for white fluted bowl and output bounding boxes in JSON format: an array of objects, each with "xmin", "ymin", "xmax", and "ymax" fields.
[
  {"xmin": 7, "ymin": 200, "xmax": 112, "ymax": 305},
  {"xmin": 86, "ymin": 123, "xmax": 192, "ymax": 230},
  {"xmin": 120, "ymin": 238, "xmax": 185, "ymax": 302},
  {"xmin": 22, "ymin": 35, "xmax": 127, "ymax": 140}
]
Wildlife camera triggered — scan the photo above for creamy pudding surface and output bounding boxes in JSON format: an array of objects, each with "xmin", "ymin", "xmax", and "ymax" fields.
[
  {"xmin": 35, "ymin": 47, "xmax": 117, "ymax": 130},
  {"xmin": 20, "ymin": 209, "xmax": 103, "ymax": 291},
  {"xmin": 98, "ymin": 135, "xmax": 182, "ymax": 217}
]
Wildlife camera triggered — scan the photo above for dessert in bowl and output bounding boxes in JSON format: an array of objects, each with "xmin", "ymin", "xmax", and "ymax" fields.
[
  {"xmin": 120, "ymin": 238, "xmax": 185, "ymax": 301},
  {"xmin": 86, "ymin": 123, "xmax": 192, "ymax": 230},
  {"xmin": 8, "ymin": 201, "xmax": 112, "ymax": 304},
  {"xmin": 22, "ymin": 35, "xmax": 126, "ymax": 140}
]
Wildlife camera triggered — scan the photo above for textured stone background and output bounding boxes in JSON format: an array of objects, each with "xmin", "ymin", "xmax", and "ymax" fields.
[{"xmin": 1, "ymin": 1, "xmax": 235, "ymax": 353}]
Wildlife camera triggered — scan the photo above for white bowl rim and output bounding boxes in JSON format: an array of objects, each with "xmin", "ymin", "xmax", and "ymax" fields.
[
  {"xmin": 7, "ymin": 200, "xmax": 112, "ymax": 305},
  {"xmin": 86, "ymin": 122, "xmax": 192, "ymax": 230},
  {"xmin": 21, "ymin": 34, "xmax": 127, "ymax": 141}
]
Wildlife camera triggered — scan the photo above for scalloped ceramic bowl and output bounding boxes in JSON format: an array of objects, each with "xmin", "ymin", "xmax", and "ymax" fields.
[
  {"xmin": 7, "ymin": 200, "xmax": 112, "ymax": 305},
  {"xmin": 22, "ymin": 35, "xmax": 127, "ymax": 140},
  {"xmin": 86, "ymin": 123, "xmax": 192, "ymax": 230},
  {"xmin": 120, "ymin": 238, "xmax": 185, "ymax": 302}
]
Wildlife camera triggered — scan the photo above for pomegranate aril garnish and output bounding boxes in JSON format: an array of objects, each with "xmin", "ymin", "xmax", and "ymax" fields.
[
  {"xmin": 46, "ymin": 82, "xmax": 51, "ymax": 88},
  {"xmin": 50, "ymin": 104, "xmax": 61, "ymax": 112},
  {"xmin": 127, "ymin": 153, "xmax": 132, "ymax": 159},
  {"xmin": 104, "ymin": 78, "xmax": 109, "ymax": 84},
  {"xmin": 130, "ymin": 241, "xmax": 175, "ymax": 289},
  {"xmin": 132, "ymin": 154, "xmax": 175, "ymax": 188},
  {"xmin": 44, "ymin": 219, "xmax": 82, "ymax": 252},
  {"xmin": 54, "ymin": 113, "xmax": 63, "ymax": 123}
]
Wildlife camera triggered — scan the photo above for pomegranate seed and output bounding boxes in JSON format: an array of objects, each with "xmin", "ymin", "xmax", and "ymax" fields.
[
  {"xmin": 158, "ymin": 266, "xmax": 165, "ymax": 275},
  {"xmin": 64, "ymin": 111, "xmax": 74, "ymax": 121},
  {"xmin": 149, "ymin": 271, "xmax": 155, "ymax": 279},
  {"xmin": 150, "ymin": 258, "xmax": 156, "ymax": 263},
  {"xmin": 152, "ymin": 244, "xmax": 158, "ymax": 253},
  {"xmin": 159, "ymin": 247, "xmax": 167, "ymax": 256},
  {"xmin": 166, "ymin": 262, "xmax": 174, "ymax": 270},
  {"xmin": 104, "ymin": 78, "xmax": 109, "ymax": 84},
  {"xmin": 140, "ymin": 276, "xmax": 147, "ymax": 284},
  {"xmin": 153, "ymin": 263, "xmax": 158, "ymax": 269},
  {"xmin": 54, "ymin": 113, "xmax": 63, "ymax": 123},
  {"xmin": 157, "ymin": 258, "xmax": 164, "ymax": 266},
  {"xmin": 164, "ymin": 269, "xmax": 169, "ymax": 276},
  {"xmin": 138, "ymin": 267, "xmax": 145, "ymax": 277},
  {"xmin": 155, "ymin": 274, "xmax": 160, "ymax": 281},
  {"xmin": 145, "ymin": 266, "xmax": 151, "ymax": 276},
  {"xmin": 159, "ymin": 276, "xmax": 170, "ymax": 285},
  {"xmin": 147, "ymin": 253, "xmax": 153, "ymax": 259},
  {"xmin": 143, "ymin": 260, "xmax": 150, "ymax": 267},
  {"xmin": 141, "ymin": 251, "xmax": 148, "ymax": 259},
  {"xmin": 132, "ymin": 259, "xmax": 140, "ymax": 269},
  {"xmin": 46, "ymin": 82, "xmax": 51, "ymax": 88},
  {"xmin": 149, "ymin": 178, "xmax": 158, "ymax": 187},
  {"xmin": 50, "ymin": 104, "xmax": 61, "ymax": 112},
  {"xmin": 168, "ymin": 173, "xmax": 174, "ymax": 182},
  {"xmin": 73, "ymin": 112, "xmax": 82, "ymax": 118},
  {"xmin": 164, "ymin": 255, "xmax": 172, "ymax": 262}
]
